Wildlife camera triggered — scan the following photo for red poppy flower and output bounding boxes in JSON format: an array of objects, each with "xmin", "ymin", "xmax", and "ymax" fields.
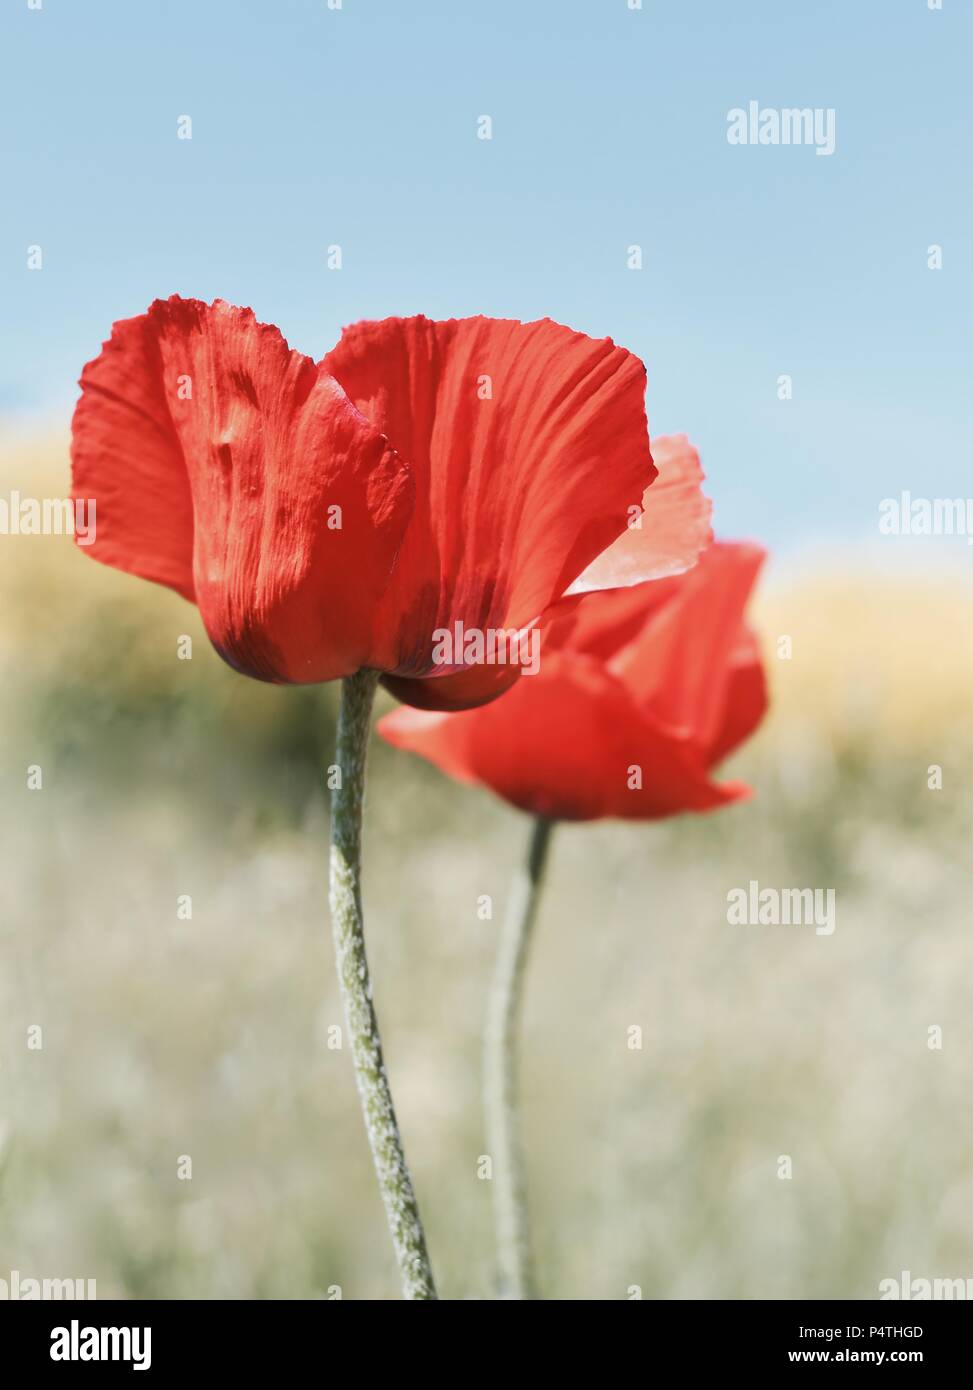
[
  {"xmin": 377, "ymin": 541, "xmax": 768, "ymax": 820},
  {"xmin": 71, "ymin": 298, "xmax": 710, "ymax": 709}
]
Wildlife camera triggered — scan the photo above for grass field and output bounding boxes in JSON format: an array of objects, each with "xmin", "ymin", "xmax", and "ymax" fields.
[{"xmin": 2, "ymin": 428, "xmax": 972, "ymax": 1299}]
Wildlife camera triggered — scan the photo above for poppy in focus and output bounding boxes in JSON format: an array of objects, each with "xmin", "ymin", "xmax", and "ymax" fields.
[
  {"xmin": 70, "ymin": 298, "xmax": 710, "ymax": 710},
  {"xmin": 377, "ymin": 540, "xmax": 768, "ymax": 820}
]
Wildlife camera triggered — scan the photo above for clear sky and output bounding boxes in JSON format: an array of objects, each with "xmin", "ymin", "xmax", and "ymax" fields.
[{"xmin": 2, "ymin": 0, "xmax": 970, "ymax": 555}]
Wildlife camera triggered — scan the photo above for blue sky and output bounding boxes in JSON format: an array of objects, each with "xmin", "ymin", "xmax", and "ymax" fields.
[{"xmin": 2, "ymin": 0, "xmax": 970, "ymax": 555}]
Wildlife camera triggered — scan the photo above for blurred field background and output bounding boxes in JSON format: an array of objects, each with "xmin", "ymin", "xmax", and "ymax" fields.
[{"xmin": 2, "ymin": 426, "xmax": 972, "ymax": 1300}]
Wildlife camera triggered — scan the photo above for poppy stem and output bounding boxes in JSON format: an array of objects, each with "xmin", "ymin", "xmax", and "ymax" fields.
[
  {"xmin": 328, "ymin": 668, "xmax": 437, "ymax": 1301},
  {"xmin": 483, "ymin": 813, "xmax": 554, "ymax": 1299}
]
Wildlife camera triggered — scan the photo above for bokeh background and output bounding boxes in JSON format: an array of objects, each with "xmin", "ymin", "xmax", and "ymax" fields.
[{"xmin": 2, "ymin": 0, "xmax": 972, "ymax": 1300}]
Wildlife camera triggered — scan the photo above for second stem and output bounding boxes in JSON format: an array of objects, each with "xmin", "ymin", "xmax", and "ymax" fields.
[{"xmin": 483, "ymin": 813, "xmax": 554, "ymax": 1299}]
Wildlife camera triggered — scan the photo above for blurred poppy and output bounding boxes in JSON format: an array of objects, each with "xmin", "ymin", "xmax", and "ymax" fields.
[
  {"xmin": 378, "ymin": 541, "xmax": 768, "ymax": 820},
  {"xmin": 71, "ymin": 298, "xmax": 710, "ymax": 709}
]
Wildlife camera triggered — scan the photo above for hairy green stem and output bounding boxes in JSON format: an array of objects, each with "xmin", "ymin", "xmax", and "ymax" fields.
[
  {"xmin": 483, "ymin": 814, "xmax": 555, "ymax": 1299},
  {"xmin": 328, "ymin": 668, "xmax": 437, "ymax": 1300}
]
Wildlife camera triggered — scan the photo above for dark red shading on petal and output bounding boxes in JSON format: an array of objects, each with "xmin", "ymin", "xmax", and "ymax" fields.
[
  {"xmin": 568, "ymin": 434, "xmax": 712, "ymax": 593},
  {"xmin": 382, "ymin": 659, "xmax": 522, "ymax": 712},
  {"xmin": 325, "ymin": 315, "xmax": 656, "ymax": 693},
  {"xmin": 71, "ymin": 297, "xmax": 414, "ymax": 683}
]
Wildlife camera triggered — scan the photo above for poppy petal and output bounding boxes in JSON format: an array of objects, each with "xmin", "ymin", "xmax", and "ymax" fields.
[
  {"xmin": 707, "ymin": 626, "xmax": 768, "ymax": 766},
  {"xmin": 566, "ymin": 434, "xmax": 712, "ymax": 593},
  {"xmin": 539, "ymin": 577, "xmax": 678, "ymax": 665},
  {"xmin": 609, "ymin": 541, "xmax": 766, "ymax": 748},
  {"xmin": 71, "ymin": 308, "xmax": 196, "ymax": 600},
  {"xmin": 379, "ymin": 653, "xmax": 747, "ymax": 822},
  {"xmin": 72, "ymin": 297, "xmax": 414, "ymax": 683},
  {"xmin": 325, "ymin": 315, "xmax": 656, "ymax": 689}
]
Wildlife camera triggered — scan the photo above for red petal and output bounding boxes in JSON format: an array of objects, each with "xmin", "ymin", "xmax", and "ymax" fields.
[
  {"xmin": 72, "ymin": 308, "xmax": 196, "ymax": 600},
  {"xmin": 539, "ymin": 578, "xmax": 677, "ymax": 665},
  {"xmin": 609, "ymin": 542, "xmax": 767, "ymax": 749},
  {"xmin": 72, "ymin": 297, "xmax": 413, "ymax": 682},
  {"xmin": 378, "ymin": 653, "xmax": 747, "ymax": 822},
  {"xmin": 707, "ymin": 626, "xmax": 768, "ymax": 766},
  {"xmin": 325, "ymin": 315, "xmax": 656, "ymax": 692},
  {"xmin": 567, "ymin": 434, "xmax": 712, "ymax": 592}
]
